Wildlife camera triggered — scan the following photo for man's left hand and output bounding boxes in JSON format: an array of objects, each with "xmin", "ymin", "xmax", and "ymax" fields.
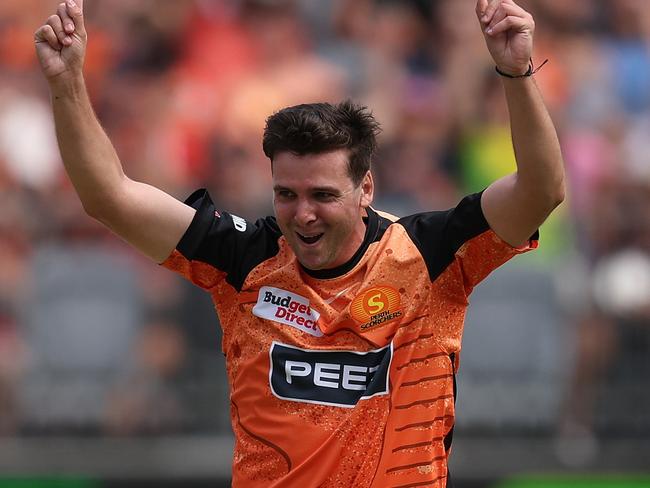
[{"xmin": 476, "ymin": 0, "xmax": 534, "ymax": 76}]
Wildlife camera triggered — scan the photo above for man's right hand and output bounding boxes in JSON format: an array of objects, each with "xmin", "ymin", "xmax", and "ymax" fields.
[
  {"xmin": 34, "ymin": 0, "xmax": 86, "ymax": 82},
  {"xmin": 33, "ymin": 0, "xmax": 196, "ymax": 264}
]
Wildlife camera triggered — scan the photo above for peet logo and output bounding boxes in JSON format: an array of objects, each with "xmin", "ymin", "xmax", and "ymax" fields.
[
  {"xmin": 252, "ymin": 286, "xmax": 322, "ymax": 337},
  {"xmin": 350, "ymin": 285, "xmax": 403, "ymax": 330},
  {"xmin": 269, "ymin": 342, "xmax": 392, "ymax": 407}
]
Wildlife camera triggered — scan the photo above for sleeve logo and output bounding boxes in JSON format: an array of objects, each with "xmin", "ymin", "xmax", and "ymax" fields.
[
  {"xmin": 231, "ymin": 214, "xmax": 247, "ymax": 232},
  {"xmin": 269, "ymin": 342, "xmax": 392, "ymax": 408},
  {"xmin": 252, "ymin": 286, "xmax": 323, "ymax": 337},
  {"xmin": 350, "ymin": 285, "xmax": 403, "ymax": 330}
]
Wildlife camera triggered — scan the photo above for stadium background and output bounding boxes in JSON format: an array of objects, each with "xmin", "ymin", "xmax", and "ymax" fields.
[{"xmin": 1, "ymin": 0, "xmax": 649, "ymax": 486}]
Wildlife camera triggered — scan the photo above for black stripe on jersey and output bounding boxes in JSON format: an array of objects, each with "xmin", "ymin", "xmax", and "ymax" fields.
[
  {"xmin": 302, "ymin": 207, "xmax": 392, "ymax": 280},
  {"xmin": 176, "ymin": 189, "xmax": 282, "ymax": 291},
  {"xmin": 397, "ymin": 192, "xmax": 490, "ymax": 282}
]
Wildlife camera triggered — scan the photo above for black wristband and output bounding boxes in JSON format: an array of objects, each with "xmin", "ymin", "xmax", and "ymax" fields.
[
  {"xmin": 495, "ymin": 64, "xmax": 533, "ymax": 78},
  {"xmin": 495, "ymin": 58, "xmax": 548, "ymax": 79}
]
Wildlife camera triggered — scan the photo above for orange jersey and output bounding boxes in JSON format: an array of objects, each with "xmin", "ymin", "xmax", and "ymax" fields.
[{"xmin": 163, "ymin": 190, "xmax": 537, "ymax": 487}]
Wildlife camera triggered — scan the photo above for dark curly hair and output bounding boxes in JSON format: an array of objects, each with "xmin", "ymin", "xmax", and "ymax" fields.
[{"xmin": 262, "ymin": 100, "xmax": 381, "ymax": 187}]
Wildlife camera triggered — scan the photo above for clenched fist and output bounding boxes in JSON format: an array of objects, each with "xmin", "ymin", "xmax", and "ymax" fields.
[
  {"xmin": 34, "ymin": 0, "xmax": 87, "ymax": 82},
  {"xmin": 476, "ymin": 0, "xmax": 534, "ymax": 77}
]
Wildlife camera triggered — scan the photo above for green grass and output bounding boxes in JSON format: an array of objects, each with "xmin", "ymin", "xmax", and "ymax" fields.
[
  {"xmin": 496, "ymin": 475, "xmax": 650, "ymax": 488},
  {"xmin": 0, "ymin": 480, "xmax": 98, "ymax": 488}
]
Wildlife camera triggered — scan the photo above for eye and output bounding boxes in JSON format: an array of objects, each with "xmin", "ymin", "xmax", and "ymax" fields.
[
  {"xmin": 275, "ymin": 189, "xmax": 296, "ymax": 200},
  {"xmin": 314, "ymin": 191, "xmax": 337, "ymax": 202}
]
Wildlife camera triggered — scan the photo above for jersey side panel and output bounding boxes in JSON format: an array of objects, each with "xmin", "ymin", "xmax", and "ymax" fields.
[
  {"xmin": 368, "ymin": 194, "xmax": 537, "ymax": 487},
  {"xmin": 370, "ymin": 226, "xmax": 535, "ymax": 488}
]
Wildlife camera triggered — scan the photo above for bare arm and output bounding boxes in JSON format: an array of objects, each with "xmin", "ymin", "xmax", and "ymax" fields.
[
  {"xmin": 35, "ymin": 0, "xmax": 194, "ymax": 263},
  {"xmin": 476, "ymin": 0, "xmax": 565, "ymax": 247}
]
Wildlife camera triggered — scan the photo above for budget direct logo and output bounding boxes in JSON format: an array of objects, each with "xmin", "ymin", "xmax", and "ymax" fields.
[
  {"xmin": 350, "ymin": 285, "xmax": 402, "ymax": 330},
  {"xmin": 252, "ymin": 286, "xmax": 322, "ymax": 337}
]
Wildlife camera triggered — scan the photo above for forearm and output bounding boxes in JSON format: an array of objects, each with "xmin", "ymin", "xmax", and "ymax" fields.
[
  {"xmin": 36, "ymin": 1, "xmax": 196, "ymax": 263},
  {"xmin": 503, "ymin": 76, "xmax": 565, "ymax": 208},
  {"xmin": 50, "ymin": 74, "xmax": 127, "ymax": 217},
  {"xmin": 477, "ymin": 0, "xmax": 565, "ymax": 246}
]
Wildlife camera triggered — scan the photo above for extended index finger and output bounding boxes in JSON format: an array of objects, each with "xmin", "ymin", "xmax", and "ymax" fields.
[
  {"xmin": 65, "ymin": 0, "xmax": 85, "ymax": 35},
  {"xmin": 57, "ymin": 2, "xmax": 75, "ymax": 35},
  {"xmin": 480, "ymin": 0, "xmax": 502, "ymax": 24},
  {"xmin": 476, "ymin": 0, "xmax": 489, "ymax": 20}
]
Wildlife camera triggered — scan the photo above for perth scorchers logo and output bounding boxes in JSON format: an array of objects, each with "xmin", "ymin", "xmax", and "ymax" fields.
[{"xmin": 350, "ymin": 286, "xmax": 403, "ymax": 330}]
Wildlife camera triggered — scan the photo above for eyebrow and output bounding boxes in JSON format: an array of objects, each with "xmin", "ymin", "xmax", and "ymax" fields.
[{"xmin": 273, "ymin": 185, "xmax": 342, "ymax": 195}]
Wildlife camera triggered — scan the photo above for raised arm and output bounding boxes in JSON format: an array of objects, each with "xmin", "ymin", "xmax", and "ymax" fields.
[
  {"xmin": 475, "ymin": 0, "xmax": 565, "ymax": 247},
  {"xmin": 34, "ymin": 0, "xmax": 195, "ymax": 263}
]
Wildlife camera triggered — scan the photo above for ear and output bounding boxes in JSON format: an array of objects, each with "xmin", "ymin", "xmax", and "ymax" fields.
[{"xmin": 359, "ymin": 171, "xmax": 374, "ymax": 208}]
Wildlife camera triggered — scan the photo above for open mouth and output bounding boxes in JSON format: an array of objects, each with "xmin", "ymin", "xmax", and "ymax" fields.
[{"xmin": 297, "ymin": 232, "xmax": 324, "ymax": 244}]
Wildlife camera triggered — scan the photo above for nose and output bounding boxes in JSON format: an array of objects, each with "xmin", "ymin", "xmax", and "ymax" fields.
[{"xmin": 294, "ymin": 197, "xmax": 317, "ymax": 226}]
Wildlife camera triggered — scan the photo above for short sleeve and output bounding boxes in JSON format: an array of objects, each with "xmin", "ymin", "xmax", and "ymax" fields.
[
  {"xmin": 161, "ymin": 189, "xmax": 282, "ymax": 291},
  {"xmin": 398, "ymin": 192, "xmax": 538, "ymax": 292}
]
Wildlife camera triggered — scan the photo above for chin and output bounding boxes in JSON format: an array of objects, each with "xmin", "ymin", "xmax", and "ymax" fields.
[
  {"xmin": 297, "ymin": 252, "xmax": 330, "ymax": 271},
  {"xmin": 301, "ymin": 258, "xmax": 325, "ymax": 270}
]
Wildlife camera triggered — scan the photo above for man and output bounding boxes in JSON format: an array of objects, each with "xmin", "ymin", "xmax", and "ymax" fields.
[{"xmin": 35, "ymin": 0, "xmax": 564, "ymax": 486}]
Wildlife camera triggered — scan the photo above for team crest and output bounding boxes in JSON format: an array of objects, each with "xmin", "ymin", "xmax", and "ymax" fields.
[{"xmin": 350, "ymin": 285, "xmax": 403, "ymax": 330}]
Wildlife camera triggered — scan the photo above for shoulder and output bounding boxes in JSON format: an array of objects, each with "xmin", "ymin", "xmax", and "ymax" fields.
[{"xmin": 171, "ymin": 189, "xmax": 283, "ymax": 291}]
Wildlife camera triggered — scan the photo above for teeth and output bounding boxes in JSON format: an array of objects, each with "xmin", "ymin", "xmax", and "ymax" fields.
[{"xmin": 297, "ymin": 232, "xmax": 323, "ymax": 244}]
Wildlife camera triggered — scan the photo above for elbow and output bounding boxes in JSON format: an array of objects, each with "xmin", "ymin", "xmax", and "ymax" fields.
[
  {"xmin": 80, "ymin": 199, "xmax": 100, "ymax": 220},
  {"xmin": 540, "ymin": 162, "xmax": 566, "ymax": 211},
  {"xmin": 80, "ymin": 195, "xmax": 106, "ymax": 221},
  {"xmin": 81, "ymin": 201, "xmax": 111, "ymax": 228},
  {"xmin": 523, "ymin": 172, "xmax": 565, "ymax": 215},
  {"xmin": 539, "ymin": 180, "xmax": 565, "ymax": 219},
  {"xmin": 519, "ymin": 170, "xmax": 566, "ymax": 211},
  {"xmin": 551, "ymin": 180, "xmax": 566, "ymax": 209},
  {"xmin": 80, "ymin": 195, "xmax": 117, "ymax": 225},
  {"xmin": 553, "ymin": 170, "xmax": 567, "ymax": 208},
  {"xmin": 79, "ymin": 182, "xmax": 127, "ymax": 223}
]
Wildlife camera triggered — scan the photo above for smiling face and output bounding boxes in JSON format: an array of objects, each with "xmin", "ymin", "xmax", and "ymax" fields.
[{"xmin": 272, "ymin": 149, "xmax": 374, "ymax": 271}]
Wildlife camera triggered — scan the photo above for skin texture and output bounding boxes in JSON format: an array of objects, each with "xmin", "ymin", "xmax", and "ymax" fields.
[{"xmin": 272, "ymin": 150, "xmax": 374, "ymax": 270}]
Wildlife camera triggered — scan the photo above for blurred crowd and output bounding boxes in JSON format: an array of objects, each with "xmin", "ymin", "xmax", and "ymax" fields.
[{"xmin": 0, "ymin": 0, "xmax": 649, "ymax": 467}]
